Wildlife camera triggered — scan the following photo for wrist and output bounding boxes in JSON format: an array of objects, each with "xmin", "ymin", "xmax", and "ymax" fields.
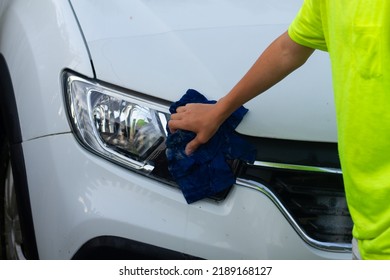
[{"xmin": 215, "ymin": 95, "xmax": 241, "ymax": 124}]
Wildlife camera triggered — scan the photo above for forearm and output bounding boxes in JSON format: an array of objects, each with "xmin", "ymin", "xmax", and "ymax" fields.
[
  {"xmin": 214, "ymin": 31, "xmax": 314, "ymax": 122},
  {"xmin": 168, "ymin": 31, "xmax": 314, "ymax": 155}
]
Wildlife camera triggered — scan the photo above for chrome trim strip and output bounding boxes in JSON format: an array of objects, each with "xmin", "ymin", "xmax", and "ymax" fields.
[
  {"xmin": 251, "ymin": 161, "xmax": 343, "ymax": 174},
  {"xmin": 235, "ymin": 178, "xmax": 352, "ymax": 253}
]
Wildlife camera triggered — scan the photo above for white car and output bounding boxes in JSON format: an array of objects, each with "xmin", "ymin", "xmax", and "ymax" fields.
[{"xmin": 0, "ymin": 0, "xmax": 352, "ymax": 260}]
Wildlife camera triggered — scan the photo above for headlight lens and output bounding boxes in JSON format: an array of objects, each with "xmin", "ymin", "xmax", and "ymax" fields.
[{"xmin": 63, "ymin": 72, "xmax": 170, "ymax": 173}]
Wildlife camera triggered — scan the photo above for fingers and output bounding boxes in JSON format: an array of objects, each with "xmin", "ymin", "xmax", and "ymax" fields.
[
  {"xmin": 168, "ymin": 108, "xmax": 181, "ymax": 133},
  {"xmin": 167, "ymin": 103, "xmax": 216, "ymax": 155},
  {"xmin": 167, "ymin": 120, "xmax": 203, "ymax": 155},
  {"xmin": 185, "ymin": 137, "xmax": 202, "ymax": 155},
  {"xmin": 167, "ymin": 106, "xmax": 185, "ymax": 133},
  {"xmin": 167, "ymin": 119, "xmax": 179, "ymax": 133},
  {"xmin": 175, "ymin": 106, "xmax": 186, "ymax": 113},
  {"xmin": 168, "ymin": 105, "xmax": 192, "ymax": 132}
]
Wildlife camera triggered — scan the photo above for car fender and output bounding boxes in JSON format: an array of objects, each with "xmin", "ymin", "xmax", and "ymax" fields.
[{"xmin": 0, "ymin": 0, "xmax": 93, "ymax": 141}]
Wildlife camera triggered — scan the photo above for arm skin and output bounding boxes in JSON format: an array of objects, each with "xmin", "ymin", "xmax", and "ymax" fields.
[{"xmin": 168, "ymin": 31, "xmax": 315, "ymax": 155}]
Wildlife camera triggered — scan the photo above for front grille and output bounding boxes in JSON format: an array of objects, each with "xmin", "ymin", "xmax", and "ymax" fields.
[
  {"xmin": 236, "ymin": 136, "xmax": 352, "ymax": 252},
  {"xmin": 273, "ymin": 170, "xmax": 352, "ymax": 243}
]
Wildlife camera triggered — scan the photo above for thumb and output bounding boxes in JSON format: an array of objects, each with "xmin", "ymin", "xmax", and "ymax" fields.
[{"xmin": 185, "ymin": 137, "xmax": 202, "ymax": 156}]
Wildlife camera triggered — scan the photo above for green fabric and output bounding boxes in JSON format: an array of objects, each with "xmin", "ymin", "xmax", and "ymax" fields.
[{"xmin": 288, "ymin": 0, "xmax": 390, "ymax": 260}]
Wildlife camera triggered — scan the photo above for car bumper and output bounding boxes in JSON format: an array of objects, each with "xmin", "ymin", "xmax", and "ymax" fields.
[{"xmin": 22, "ymin": 133, "xmax": 351, "ymax": 260}]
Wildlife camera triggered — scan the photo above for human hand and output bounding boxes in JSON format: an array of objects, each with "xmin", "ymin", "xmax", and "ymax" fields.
[{"xmin": 168, "ymin": 103, "xmax": 223, "ymax": 155}]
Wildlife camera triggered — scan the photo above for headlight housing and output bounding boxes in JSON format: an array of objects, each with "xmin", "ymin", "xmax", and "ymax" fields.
[{"xmin": 63, "ymin": 71, "xmax": 170, "ymax": 175}]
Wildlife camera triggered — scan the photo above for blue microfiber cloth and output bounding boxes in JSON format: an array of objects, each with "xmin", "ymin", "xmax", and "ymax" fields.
[{"xmin": 166, "ymin": 89, "xmax": 256, "ymax": 204}]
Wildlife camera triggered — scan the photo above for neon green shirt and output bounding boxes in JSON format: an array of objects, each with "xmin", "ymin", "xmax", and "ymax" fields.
[{"xmin": 288, "ymin": 0, "xmax": 390, "ymax": 260}]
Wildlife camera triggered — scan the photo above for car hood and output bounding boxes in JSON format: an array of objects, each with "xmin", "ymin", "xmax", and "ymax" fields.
[{"xmin": 70, "ymin": 0, "xmax": 337, "ymax": 142}]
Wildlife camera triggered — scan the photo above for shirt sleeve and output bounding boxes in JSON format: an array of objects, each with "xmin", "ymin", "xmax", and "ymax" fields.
[{"xmin": 288, "ymin": 0, "xmax": 328, "ymax": 52}]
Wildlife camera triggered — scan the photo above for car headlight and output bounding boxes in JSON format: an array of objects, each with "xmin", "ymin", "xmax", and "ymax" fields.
[{"xmin": 63, "ymin": 71, "xmax": 171, "ymax": 175}]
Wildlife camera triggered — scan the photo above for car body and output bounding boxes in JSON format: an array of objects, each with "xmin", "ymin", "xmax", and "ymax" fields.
[{"xmin": 0, "ymin": 0, "xmax": 352, "ymax": 260}]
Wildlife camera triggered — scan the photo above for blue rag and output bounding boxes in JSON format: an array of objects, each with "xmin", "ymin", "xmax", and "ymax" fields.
[{"xmin": 166, "ymin": 89, "xmax": 256, "ymax": 204}]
